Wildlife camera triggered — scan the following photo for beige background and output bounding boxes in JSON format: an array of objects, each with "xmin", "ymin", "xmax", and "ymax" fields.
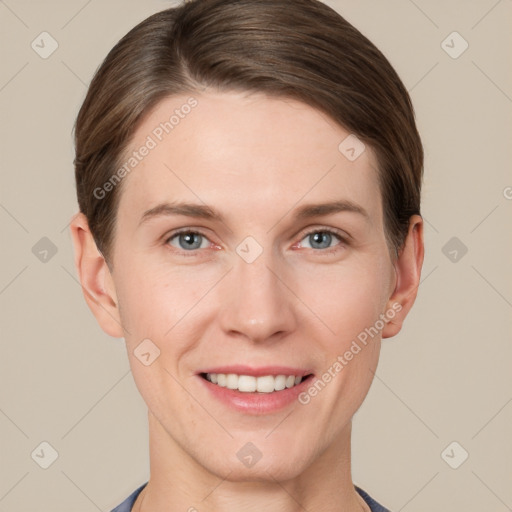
[{"xmin": 1, "ymin": 0, "xmax": 511, "ymax": 510}]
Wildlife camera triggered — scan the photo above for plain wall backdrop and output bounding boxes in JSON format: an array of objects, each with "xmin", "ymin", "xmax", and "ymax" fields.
[{"xmin": 1, "ymin": 0, "xmax": 511, "ymax": 510}]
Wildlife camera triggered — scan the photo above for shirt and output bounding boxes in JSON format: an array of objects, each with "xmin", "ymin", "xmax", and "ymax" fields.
[{"xmin": 111, "ymin": 482, "xmax": 391, "ymax": 511}]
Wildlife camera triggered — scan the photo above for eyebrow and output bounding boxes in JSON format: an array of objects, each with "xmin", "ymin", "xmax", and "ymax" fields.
[
  {"xmin": 138, "ymin": 199, "xmax": 370, "ymax": 227},
  {"xmin": 139, "ymin": 202, "xmax": 225, "ymax": 226},
  {"xmin": 294, "ymin": 200, "xmax": 369, "ymax": 221}
]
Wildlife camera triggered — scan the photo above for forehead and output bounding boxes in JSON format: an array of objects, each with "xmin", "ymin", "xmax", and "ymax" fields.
[{"xmin": 116, "ymin": 90, "xmax": 382, "ymax": 229}]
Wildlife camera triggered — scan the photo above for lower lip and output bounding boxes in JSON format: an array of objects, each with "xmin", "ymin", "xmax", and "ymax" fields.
[{"xmin": 197, "ymin": 375, "xmax": 314, "ymax": 415}]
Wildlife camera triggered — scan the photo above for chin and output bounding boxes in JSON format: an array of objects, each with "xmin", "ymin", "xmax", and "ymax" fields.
[{"xmin": 198, "ymin": 442, "xmax": 315, "ymax": 483}]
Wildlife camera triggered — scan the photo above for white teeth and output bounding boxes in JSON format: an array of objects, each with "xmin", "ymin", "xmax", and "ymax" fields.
[
  {"xmin": 226, "ymin": 373, "xmax": 238, "ymax": 390},
  {"xmin": 257, "ymin": 375, "xmax": 275, "ymax": 393},
  {"xmin": 205, "ymin": 373, "xmax": 304, "ymax": 393},
  {"xmin": 274, "ymin": 375, "xmax": 286, "ymax": 391},
  {"xmin": 238, "ymin": 375, "xmax": 257, "ymax": 392},
  {"xmin": 285, "ymin": 375, "xmax": 295, "ymax": 388}
]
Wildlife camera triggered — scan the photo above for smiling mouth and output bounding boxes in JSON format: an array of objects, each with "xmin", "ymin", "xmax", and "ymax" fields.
[{"xmin": 200, "ymin": 372, "xmax": 313, "ymax": 393}]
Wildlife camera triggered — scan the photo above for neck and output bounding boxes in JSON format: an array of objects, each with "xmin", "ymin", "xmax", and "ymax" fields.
[{"xmin": 135, "ymin": 411, "xmax": 368, "ymax": 512}]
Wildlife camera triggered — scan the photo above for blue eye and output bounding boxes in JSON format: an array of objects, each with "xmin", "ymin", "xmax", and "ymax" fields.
[
  {"xmin": 167, "ymin": 231, "xmax": 210, "ymax": 251},
  {"xmin": 164, "ymin": 227, "xmax": 347, "ymax": 257},
  {"xmin": 299, "ymin": 230, "xmax": 344, "ymax": 250}
]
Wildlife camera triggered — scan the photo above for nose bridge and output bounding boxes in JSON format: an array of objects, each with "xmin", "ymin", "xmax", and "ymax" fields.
[{"xmin": 219, "ymin": 244, "xmax": 296, "ymax": 342}]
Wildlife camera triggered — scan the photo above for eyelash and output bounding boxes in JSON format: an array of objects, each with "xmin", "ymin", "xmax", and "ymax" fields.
[
  {"xmin": 295, "ymin": 227, "xmax": 348, "ymax": 255},
  {"xmin": 164, "ymin": 227, "xmax": 349, "ymax": 257},
  {"xmin": 164, "ymin": 229, "xmax": 216, "ymax": 258}
]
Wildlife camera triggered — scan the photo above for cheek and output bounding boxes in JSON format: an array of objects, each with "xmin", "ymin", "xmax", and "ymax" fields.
[
  {"xmin": 114, "ymin": 258, "xmax": 220, "ymax": 374},
  {"xmin": 115, "ymin": 260, "xmax": 191, "ymax": 339},
  {"xmin": 297, "ymin": 256, "xmax": 391, "ymax": 345}
]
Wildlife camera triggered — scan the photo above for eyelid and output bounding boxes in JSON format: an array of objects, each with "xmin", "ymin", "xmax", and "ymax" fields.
[
  {"xmin": 163, "ymin": 225, "xmax": 351, "ymax": 256},
  {"xmin": 164, "ymin": 228, "xmax": 217, "ymax": 251},
  {"xmin": 164, "ymin": 227, "xmax": 210, "ymax": 242},
  {"xmin": 297, "ymin": 225, "xmax": 350, "ymax": 243}
]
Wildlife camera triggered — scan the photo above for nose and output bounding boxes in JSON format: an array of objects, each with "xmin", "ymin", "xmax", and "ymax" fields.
[{"xmin": 217, "ymin": 248, "xmax": 297, "ymax": 344}]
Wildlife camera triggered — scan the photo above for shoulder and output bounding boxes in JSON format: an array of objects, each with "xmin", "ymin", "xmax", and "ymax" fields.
[
  {"xmin": 111, "ymin": 482, "xmax": 389, "ymax": 512},
  {"xmin": 355, "ymin": 485, "xmax": 393, "ymax": 512},
  {"xmin": 110, "ymin": 482, "xmax": 148, "ymax": 512}
]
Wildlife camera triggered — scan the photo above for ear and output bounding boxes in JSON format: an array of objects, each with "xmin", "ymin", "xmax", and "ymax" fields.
[
  {"xmin": 382, "ymin": 214, "xmax": 424, "ymax": 339},
  {"xmin": 69, "ymin": 212, "xmax": 124, "ymax": 338}
]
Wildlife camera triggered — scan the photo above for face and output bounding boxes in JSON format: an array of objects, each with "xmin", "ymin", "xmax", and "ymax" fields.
[{"xmin": 105, "ymin": 91, "xmax": 399, "ymax": 481}]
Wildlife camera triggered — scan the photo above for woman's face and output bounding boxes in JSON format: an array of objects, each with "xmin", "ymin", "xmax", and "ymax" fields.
[{"xmin": 108, "ymin": 90, "xmax": 398, "ymax": 480}]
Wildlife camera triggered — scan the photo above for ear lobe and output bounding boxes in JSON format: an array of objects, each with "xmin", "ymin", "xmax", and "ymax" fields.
[
  {"xmin": 69, "ymin": 212, "xmax": 124, "ymax": 338},
  {"xmin": 382, "ymin": 214, "xmax": 424, "ymax": 339}
]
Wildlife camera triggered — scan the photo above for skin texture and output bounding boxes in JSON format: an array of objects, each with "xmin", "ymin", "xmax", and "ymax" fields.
[{"xmin": 70, "ymin": 90, "xmax": 424, "ymax": 512}]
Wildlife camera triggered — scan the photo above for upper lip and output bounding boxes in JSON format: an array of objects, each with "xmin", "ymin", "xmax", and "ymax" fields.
[{"xmin": 197, "ymin": 365, "xmax": 313, "ymax": 377}]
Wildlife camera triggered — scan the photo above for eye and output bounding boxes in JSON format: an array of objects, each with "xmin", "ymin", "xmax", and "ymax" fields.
[
  {"xmin": 297, "ymin": 228, "xmax": 346, "ymax": 251},
  {"xmin": 166, "ymin": 230, "xmax": 211, "ymax": 252}
]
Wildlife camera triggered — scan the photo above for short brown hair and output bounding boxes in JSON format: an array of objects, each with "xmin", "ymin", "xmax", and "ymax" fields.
[{"xmin": 73, "ymin": 0, "xmax": 423, "ymax": 265}]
